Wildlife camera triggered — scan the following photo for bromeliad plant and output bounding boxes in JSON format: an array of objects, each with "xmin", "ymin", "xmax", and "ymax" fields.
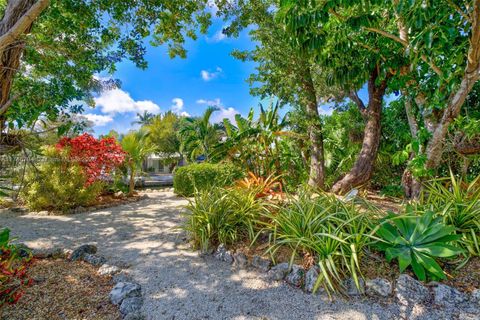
[
  {"xmin": 421, "ymin": 172, "xmax": 480, "ymax": 257},
  {"xmin": 375, "ymin": 209, "xmax": 463, "ymax": 281},
  {"xmin": 259, "ymin": 192, "xmax": 375, "ymax": 295},
  {"xmin": 235, "ymin": 172, "xmax": 284, "ymax": 199},
  {"xmin": 182, "ymin": 187, "xmax": 267, "ymax": 252}
]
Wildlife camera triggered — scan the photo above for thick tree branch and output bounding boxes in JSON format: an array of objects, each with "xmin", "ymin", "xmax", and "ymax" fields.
[
  {"xmin": 348, "ymin": 90, "xmax": 366, "ymax": 116},
  {"xmin": 0, "ymin": 93, "xmax": 19, "ymax": 116},
  {"xmin": 0, "ymin": 0, "xmax": 50, "ymax": 50},
  {"xmin": 425, "ymin": 0, "xmax": 480, "ymax": 168}
]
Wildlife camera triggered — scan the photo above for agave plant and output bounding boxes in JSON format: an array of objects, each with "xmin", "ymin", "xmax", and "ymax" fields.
[{"xmin": 375, "ymin": 209, "xmax": 463, "ymax": 281}]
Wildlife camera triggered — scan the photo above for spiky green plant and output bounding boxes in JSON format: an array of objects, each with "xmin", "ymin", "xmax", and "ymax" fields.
[
  {"xmin": 182, "ymin": 187, "xmax": 267, "ymax": 252},
  {"xmin": 259, "ymin": 193, "xmax": 375, "ymax": 295},
  {"xmin": 375, "ymin": 209, "xmax": 463, "ymax": 281},
  {"xmin": 421, "ymin": 172, "xmax": 480, "ymax": 257},
  {"xmin": 120, "ymin": 129, "xmax": 155, "ymax": 195}
]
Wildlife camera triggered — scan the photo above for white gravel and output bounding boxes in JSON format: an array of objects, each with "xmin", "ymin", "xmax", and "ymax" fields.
[{"xmin": 0, "ymin": 191, "xmax": 466, "ymax": 319}]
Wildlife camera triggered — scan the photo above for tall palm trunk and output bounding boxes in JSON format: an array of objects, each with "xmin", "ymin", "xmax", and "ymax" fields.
[{"xmin": 331, "ymin": 68, "xmax": 389, "ymax": 194}]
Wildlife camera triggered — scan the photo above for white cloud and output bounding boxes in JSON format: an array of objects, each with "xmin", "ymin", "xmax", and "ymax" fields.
[
  {"xmin": 208, "ymin": 28, "xmax": 227, "ymax": 42},
  {"xmin": 200, "ymin": 67, "xmax": 223, "ymax": 81},
  {"xmin": 196, "ymin": 98, "xmax": 223, "ymax": 106},
  {"xmin": 171, "ymin": 98, "xmax": 190, "ymax": 117},
  {"xmin": 94, "ymin": 88, "xmax": 161, "ymax": 115},
  {"xmin": 196, "ymin": 98, "xmax": 239, "ymax": 123},
  {"xmin": 212, "ymin": 107, "xmax": 239, "ymax": 124},
  {"xmin": 80, "ymin": 113, "xmax": 113, "ymax": 127}
]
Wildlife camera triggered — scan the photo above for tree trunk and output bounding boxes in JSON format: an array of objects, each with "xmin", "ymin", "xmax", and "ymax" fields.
[
  {"xmin": 401, "ymin": 93, "xmax": 422, "ymax": 198},
  {"xmin": 0, "ymin": 0, "xmax": 49, "ymax": 132},
  {"xmin": 424, "ymin": 1, "xmax": 480, "ymax": 169},
  {"xmin": 301, "ymin": 65, "xmax": 325, "ymax": 190},
  {"xmin": 128, "ymin": 165, "xmax": 136, "ymax": 195},
  {"xmin": 306, "ymin": 104, "xmax": 325, "ymax": 190},
  {"xmin": 331, "ymin": 68, "xmax": 388, "ymax": 194},
  {"xmin": 425, "ymin": 73, "xmax": 480, "ymax": 169}
]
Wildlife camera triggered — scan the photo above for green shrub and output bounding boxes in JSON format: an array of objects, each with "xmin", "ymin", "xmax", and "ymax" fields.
[
  {"xmin": 21, "ymin": 147, "xmax": 103, "ymax": 212},
  {"xmin": 260, "ymin": 193, "xmax": 375, "ymax": 294},
  {"xmin": 173, "ymin": 162, "xmax": 243, "ymax": 196},
  {"xmin": 421, "ymin": 172, "xmax": 480, "ymax": 256},
  {"xmin": 182, "ymin": 187, "xmax": 266, "ymax": 251},
  {"xmin": 375, "ymin": 209, "xmax": 463, "ymax": 281}
]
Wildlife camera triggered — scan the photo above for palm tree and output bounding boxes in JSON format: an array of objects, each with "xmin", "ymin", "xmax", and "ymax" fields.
[
  {"xmin": 212, "ymin": 101, "xmax": 289, "ymax": 176},
  {"xmin": 132, "ymin": 111, "xmax": 155, "ymax": 126},
  {"xmin": 120, "ymin": 129, "xmax": 155, "ymax": 195},
  {"xmin": 178, "ymin": 106, "xmax": 223, "ymax": 161}
]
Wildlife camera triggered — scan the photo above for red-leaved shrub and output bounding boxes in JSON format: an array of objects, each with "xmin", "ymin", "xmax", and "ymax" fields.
[{"xmin": 56, "ymin": 133, "xmax": 126, "ymax": 184}]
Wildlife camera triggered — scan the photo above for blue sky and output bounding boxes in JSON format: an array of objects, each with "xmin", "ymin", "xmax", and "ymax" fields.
[{"xmin": 83, "ymin": 17, "xmax": 264, "ymax": 136}]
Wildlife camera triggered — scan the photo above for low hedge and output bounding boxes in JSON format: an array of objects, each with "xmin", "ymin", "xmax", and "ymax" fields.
[{"xmin": 173, "ymin": 163, "xmax": 243, "ymax": 196}]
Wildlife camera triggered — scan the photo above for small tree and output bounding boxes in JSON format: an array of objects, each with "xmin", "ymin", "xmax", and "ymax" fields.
[
  {"xmin": 56, "ymin": 133, "xmax": 126, "ymax": 185},
  {"xmin": 121, "ymin": 130, "xmax": 155, "ymax": 195}
]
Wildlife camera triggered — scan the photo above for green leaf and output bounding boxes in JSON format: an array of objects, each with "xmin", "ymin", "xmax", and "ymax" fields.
[
  {"xmin": 411, "ymin": 255, "xmax": 426, "ymax": 281},
  {"xmin": 415, "ymin": 244, "xmax": 463, "ymax": 257}
]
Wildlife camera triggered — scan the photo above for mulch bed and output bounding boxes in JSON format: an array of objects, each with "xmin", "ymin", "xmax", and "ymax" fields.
[{"xmin": 1, "ymin": 259, "xmax": 121, "ymax": 320}]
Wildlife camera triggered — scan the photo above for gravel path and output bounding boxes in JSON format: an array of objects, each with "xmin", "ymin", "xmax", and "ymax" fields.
[{"xmin": 0, "ymin": 191, "xmax": 461, "ymax": 320}]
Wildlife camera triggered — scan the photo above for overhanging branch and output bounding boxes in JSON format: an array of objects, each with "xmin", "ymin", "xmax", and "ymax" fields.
[{"xmin": 0, "ymin": 0, "xmax": 50, "ymax": 51}]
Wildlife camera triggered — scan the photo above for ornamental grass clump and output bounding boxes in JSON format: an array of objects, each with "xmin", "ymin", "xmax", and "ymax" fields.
[
  {"xmin": 260, "ymin": 193, "xmax": 375, "ymax": 295},
  {"xmin": 182, "ymin": 187, "xmax": 267, "ymax": 252}
]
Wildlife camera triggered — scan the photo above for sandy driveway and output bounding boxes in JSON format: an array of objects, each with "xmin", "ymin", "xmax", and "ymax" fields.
[{"xmin": 0, "ymin": 191, "xmax": 458, "ymax": 320}]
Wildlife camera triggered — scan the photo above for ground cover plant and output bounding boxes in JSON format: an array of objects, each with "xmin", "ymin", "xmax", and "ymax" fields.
[
  {"xmin": 421, "ymin": 172, "xmax": 480, "ymax": 258},
  {"xmin": 258, "ymin": 193, "xmax": 376, "ymax": 294},
  {"xmin": 0, "ymin": 228, "xmax": 32, "ymax": 306},
  {"xmin": 182, "ymin": 186, "xmax": 267, "ymax": 252}
]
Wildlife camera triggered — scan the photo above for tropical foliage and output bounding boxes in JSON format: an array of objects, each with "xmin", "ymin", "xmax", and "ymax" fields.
[
  {"xmin": 178, "ymin": 107, "xmax": 223, "ymax": 162},
  {"xmin": 258, "ymin": 193, "xmax": 375, "ymax": 294},
  {"xmin": 56, "ymin": 133, "xmax": 125, "ymax": 185},
  {"xmin": 421, "ymin": 173, "xmax": 480, "ymax": 256},
  {"xmin": 375, "ymin": 210, "xmax": 463, "ymax": 281},
  {"xmin": 21, "ymin": 146, "xmax": 105, "ymax": 212},
  {"xmin": 121, "ymin": 130, "xmax": 155, "ymax": 195},
  {"xmin": 182, "ymin": 187, "xmax": 267, "ymax": 251}
]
